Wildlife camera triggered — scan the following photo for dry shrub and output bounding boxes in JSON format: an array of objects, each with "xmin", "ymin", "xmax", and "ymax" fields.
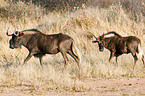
[
  {"xmin": 10, "ymin": 0, "xmax": 88, "ymax": 10},
  {"xmin": 0, "ymin": 1, "xmax": 46, "ymax": 23}
]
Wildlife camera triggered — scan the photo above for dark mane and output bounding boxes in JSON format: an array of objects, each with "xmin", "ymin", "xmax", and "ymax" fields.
[
  {"xmin": 22, "ymin": 29, "xmax": 42, "ymax": 33},
  {"xmin": 103, "ymin": 31, "xmax": 122, "ymax": 38}
]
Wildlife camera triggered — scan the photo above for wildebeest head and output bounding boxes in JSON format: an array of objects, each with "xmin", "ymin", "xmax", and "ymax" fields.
[
  {"xmin": 91, "ymin": 33, "xmax": 105, "ymax": 52},
  {"xmin": 6, "ymin": 28, "xmax": 24, "ymax": 49}
]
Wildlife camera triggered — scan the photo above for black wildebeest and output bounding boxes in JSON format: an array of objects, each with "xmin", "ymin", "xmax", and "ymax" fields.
[
  {"xmin": 7, "ymin": 28, "xmax": 80, "ymax": 67},
  {"xmin": 91, "ymin": 31, "xmax": 144, "ymax": 69}
]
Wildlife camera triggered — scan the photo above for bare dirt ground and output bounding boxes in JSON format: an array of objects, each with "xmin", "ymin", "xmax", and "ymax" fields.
[{"xmin": 0, "ymin": 78, "xmax": 145, "ymax": 96}]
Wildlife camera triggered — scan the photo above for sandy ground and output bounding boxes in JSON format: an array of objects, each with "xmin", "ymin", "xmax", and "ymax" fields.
[{"xmin": 0, "ymin": 78, "xmax": 145, "ymax": 96}]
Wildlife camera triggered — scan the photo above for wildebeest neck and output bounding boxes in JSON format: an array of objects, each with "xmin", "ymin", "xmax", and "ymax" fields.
[{"xmin": 103, "ymin": 38, "xmax": 113, "ymax": 48}]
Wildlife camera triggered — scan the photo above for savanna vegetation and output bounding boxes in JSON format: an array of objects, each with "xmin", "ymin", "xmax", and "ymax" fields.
[{"xmin": 0, "ymin": 0, "xmax": 145, "ymax": 94}]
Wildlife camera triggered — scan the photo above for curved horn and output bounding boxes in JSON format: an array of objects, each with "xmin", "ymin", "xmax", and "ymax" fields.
[
  {"xmin": 13, "ymin": 28, "xmax": 20, "ymax": 36},
  {"xmin": 102, "ymin": 33, "xmax": 104, "ymax": 38},
  {"xmin": 89, "ymin": 32, "xmax": 98, "ymax": 40},
  {"xmin": 6, "ymin": 27, "xmax": 12, "ymax": 36},
  {"xmin": 14, "ymin": 31, "xmax": 19, "ymax": 36}
]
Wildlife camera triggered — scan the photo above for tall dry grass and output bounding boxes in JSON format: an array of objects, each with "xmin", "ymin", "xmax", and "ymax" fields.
[{"xmin": 0, "ymin": 0, "xmax": 145, "ymax": 92}]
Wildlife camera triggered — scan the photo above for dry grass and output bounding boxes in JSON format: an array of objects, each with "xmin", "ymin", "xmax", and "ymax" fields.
[{"xmin": 0, "ymin": 0, "xmax": 145, "ymax": 93}]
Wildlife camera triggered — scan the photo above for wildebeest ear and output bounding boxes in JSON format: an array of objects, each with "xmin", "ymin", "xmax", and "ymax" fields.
[{"xmin": 92, "ymin": 40, "xmax": 98, "ymax": 43}]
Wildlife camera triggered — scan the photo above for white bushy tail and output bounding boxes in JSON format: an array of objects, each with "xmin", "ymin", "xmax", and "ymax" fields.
[
  {"xmin": 137, "ymin": 43, "xmax": 145, "ymax": 66},
  {"xmin": 137, "ymin": 44, "xmax": 143, "ymax": 59}
]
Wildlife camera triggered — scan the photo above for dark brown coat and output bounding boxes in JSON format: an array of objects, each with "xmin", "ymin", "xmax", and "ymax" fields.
[
  {"xmin": 92, "ymin": 31, "xmax": 144, "ymax": 69},
  {"xmin": 7, "ymin": 29, "xmax": 80, "ymax": 67}
]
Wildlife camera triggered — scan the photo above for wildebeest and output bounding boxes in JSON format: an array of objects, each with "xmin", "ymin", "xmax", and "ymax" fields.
[
  {"xmin": 91, "ymin": 31, "xmax": 144, "ymax": 69},
  {"xmin": 7, "ymin": 28, "xmax": 80, "ymax": 67}
]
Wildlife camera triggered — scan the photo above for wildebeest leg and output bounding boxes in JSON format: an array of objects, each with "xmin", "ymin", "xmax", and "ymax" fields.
[
  {"xmin": 23, "ymin": 53, "xmax": 33, "ymax": 65},
  {"xmin": 115, "ymin": 54, "xmax": 120, "ymax": 64},
  {"xmin": 39, "ymin": 57, "xmax": 43, "ymax": 68},
  {"xmin": 142, "ymin": 54, "xmax": 145, "ymax": 67},
  {"xmin": 67, "ymin": 50, "xmax": 79, "ymax": 68},
  {"xmin": 61, "ymin": 52, "xmax": 69, "ymax": 67},
  {"xmin": 109, "ymin": 52, "xmax": 115, "ymax": 63},
  {"xmin": 131, "ymin": 52, "xmax": 138, "ymax": 69},
  {"xmin": 116, "ymin": 56, "xmax": 118, "ymax": 63}
]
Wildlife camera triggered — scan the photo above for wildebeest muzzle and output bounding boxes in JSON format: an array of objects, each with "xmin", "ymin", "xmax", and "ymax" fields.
[
  {"xmin": 9, "ymin": 39, "xmax": 21, "ymax": 49},
  {"xmin": 9, "ymin": 39, "xmax": 15, "ymax": 49},
  {"xmin": 99, "ymin": 43, "xmax": 104, "ymax": 52}
]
